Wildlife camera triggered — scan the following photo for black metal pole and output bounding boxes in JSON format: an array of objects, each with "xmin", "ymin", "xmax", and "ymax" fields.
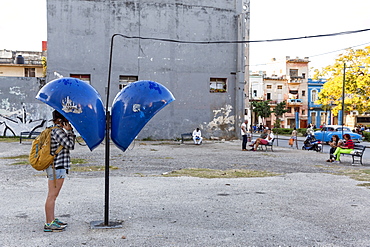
[
  {"xmin": 103, "ymin": 34, "xmax": 116, "ymax": 226},
  {"xmin": 342, "ymin": 63, "xmax": 346, "ymax": 138},
  {"xmin": 104, "ymin": 111, "xmax": 110, "ymax": 225}
]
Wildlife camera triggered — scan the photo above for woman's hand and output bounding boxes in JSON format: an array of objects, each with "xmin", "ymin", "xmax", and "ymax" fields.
[{"xmin": 63, "ymin": 122, "xmax": 73, "ymax": 131}]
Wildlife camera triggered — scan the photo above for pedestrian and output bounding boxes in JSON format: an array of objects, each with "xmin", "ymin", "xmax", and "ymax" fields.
[
  {"xmin": 241, "ymin": 120, "xmax": 248, "ymax": 151},
  {"xmin": 289, "ymin": 127, "xmax": 297, "ymax": 148},
  {"xmin": 44, "ymin": 110, "xmax": 76, "ymax": 232},
  {"xmin": 192, "ymin": 128, "xmax": 203, "ymax": 145},
  {"xmin": 332, "ymin": 134, "xmax": 354, "ymax": 164},
  {"xmin": 326, "ymin": 134, "xmax": 341, "ymax": 162}
]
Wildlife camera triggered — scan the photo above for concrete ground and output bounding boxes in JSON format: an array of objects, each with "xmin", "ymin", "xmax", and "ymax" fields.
[{"xmin": 0, "ymin": 139, "xmax": 369, "ymax": 247}]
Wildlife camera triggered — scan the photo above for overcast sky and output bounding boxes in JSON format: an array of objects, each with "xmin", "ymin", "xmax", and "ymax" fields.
[{"xmin": 1, "ymin": 0, "xmax": 369, "ymax": 76}]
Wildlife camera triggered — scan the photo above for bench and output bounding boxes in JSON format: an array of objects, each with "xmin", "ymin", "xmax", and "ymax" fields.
[
  {"xmin": 181, "ymin": 133, "xmax": 193, "ymax": 144},
  {"xmin": 20, "ymin": 131, "xmax": 41, "ymax": 143},
  {"xmin": 259, "ymin": 138, "xmax": 275, "ymax": 152},
  {"xmin": 341, "ymin": 144, "xmax": 366, "ymax": 165}
]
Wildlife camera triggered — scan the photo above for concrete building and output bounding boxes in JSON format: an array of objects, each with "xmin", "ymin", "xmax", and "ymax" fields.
[
  {"xmin": 307, "ymin": 78, "xmax": 328, "ymax": 127},
  {"xmin": 0, "ymin": 49, "xmax": 45, "ymax": 78},
  {"xmin": 284, "ymin": 56, "xmax": 309, "ymax": 128},
  {"xmin": 46, "ymin": 0, "xmax": 250, "ymax": 140},
  {"xmin": 251, "ymin": 56, "xmax": 310, "ymax": 129}
]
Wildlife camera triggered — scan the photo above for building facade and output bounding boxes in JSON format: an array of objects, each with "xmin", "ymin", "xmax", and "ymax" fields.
[
  {"xmin": 307, "ymin": 78, "xmax": 329, "ymax": 128},
  {"xmin": 0, "ymin": 49, "xmax": 44, "ymax": 78},
  {"xmin": 46, "ymin": 0, "xmax": 250, "ymax": 140},
  {"xmin": 251, "ymin": 56, "xmax": 310, "ymax": 129}
]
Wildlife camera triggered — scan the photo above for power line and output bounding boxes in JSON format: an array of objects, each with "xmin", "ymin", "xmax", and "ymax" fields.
[
  {"xmin": 309, "ymin": 41, "xmax": 370, "ymax": 58},
  {"xmin": 249, "ymin": 41, "xmax": 370, "ymax": 67},
  {"xmin": 114, "ymin": 28, "xmax": 370, "ymax": 44}
]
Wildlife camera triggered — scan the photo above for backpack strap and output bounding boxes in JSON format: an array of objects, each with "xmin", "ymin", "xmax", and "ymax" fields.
[
  {"xmin": 55, "ymin": 145, "xmax": 64, "ymax": 155},
  {"xmin": 51, "ymin": 127, "xmax": 64, "ymax": 187}
]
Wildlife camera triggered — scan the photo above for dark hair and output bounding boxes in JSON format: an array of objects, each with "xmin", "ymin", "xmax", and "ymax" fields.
[
  {"xmin": 332, "ymin": 134, "xmax": 339, "ymax": 141},
  {"xmin": 52, "ymin": 110, "xmax": 66, "ymax": 121},
  {"xmin": 343, "ymin": 134, "xmax": 351, "ymax": 139}
]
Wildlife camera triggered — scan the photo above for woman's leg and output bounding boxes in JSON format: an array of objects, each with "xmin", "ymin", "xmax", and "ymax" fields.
[
  {"xmin": 45, "ymin": 178, "xmax": 65, "ymax": 223},
  {"xmin": 333, "ymin": 148, "xmax": 353, "ymax": 161}
]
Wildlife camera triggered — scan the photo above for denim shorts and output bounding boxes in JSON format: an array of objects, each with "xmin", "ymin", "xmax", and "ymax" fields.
[{"xmin": 46, "ymin": 166, "xmax": 67, "ymax": 180}]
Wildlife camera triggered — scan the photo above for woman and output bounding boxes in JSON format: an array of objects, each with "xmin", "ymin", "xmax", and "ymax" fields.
[
  {"xmin": 332, "ymin": 134, "xmax": 354, "ymax": 163},
  {"xmin": 326, "ymin": 134, "xmax": 341, "ymax": 162},
  {"xmin": 289, "ymin": 127, "xmax": 297, "ymax": 148},
  {"xmin": 44, "ymin": 110, "xmax": 76, "ymax": 232}
]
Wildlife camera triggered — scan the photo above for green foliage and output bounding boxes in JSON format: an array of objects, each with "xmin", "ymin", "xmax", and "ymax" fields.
[
  {"xmin": 41, "ymin": 57, "xmax": 47, "ymax": 77},
  {"xmin": 272, "ymin": 101, "xmax": 289, "ymax": 128},
  {"xmin": 316, "ymin": 46, "xmax": 370, "ymax": 116},
  {"xmin": 272, "ymin": 128, "xmax": 308, "ymax": 136},
  {"xmin": 251, "ymin": 101, "xmax": 272, "ymax": 124},
  {"xmin": 362, "ymin": 132, "xmax": 370, "ymax": 142}
]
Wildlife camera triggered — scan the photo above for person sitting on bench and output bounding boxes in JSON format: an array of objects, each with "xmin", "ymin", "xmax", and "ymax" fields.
[
  {"xmin": 250, "ymin": 129, "xmax": 274, "ymax": 151},
  {"xmin": 192, "ymin": 128, "xmax": 203, "ymax": 145},
  {"xmin": 332, "ymin": 133, "xmax": 354, "ymax": 163}
]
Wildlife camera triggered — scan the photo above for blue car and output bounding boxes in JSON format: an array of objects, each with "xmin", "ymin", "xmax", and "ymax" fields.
[{"xmin": 314, "ymin": 125, "xmax": 362, "ymax": 143}]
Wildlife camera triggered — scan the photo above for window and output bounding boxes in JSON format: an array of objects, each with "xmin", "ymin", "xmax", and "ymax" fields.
[
  {"xmin": 288, "ymin": 107, "xmax": 292, "ymax": 113},
  {"xmin": 277, "ymin": 85, "xmax": 283, "ymax": 90},
  {"xmin": 302, "ymin": 110, "xmax": 305, "ymax": 115},
  {"xmin": 253, "ymin": 90, "xmax": 257, "ymax": 97},
  {"xmin": 302, "ymin": 90, "xmax": 305, "ymax": 96},
  {"xmin": 290, "ymin": 69, "xmax": 298, "ymax": 77},
  {"xmin": 210, "ymin": 78, "xmax": 227, "ymax": 93},
  {"xmin": 302, "ymin": 73, "xmax": 306, "ymax": 79},
  {"xmin": 70, "ymin": 74, "xmax": 91, "ymax": 84},
  {"xmin": 266, "ymin": 93, "xmax": 271, "ymax": 100},
  {"xmin": 310, "ymin": 112, "xmax": 316, "ymax": 125},
  {"xmin": 25, "ymin": 68, "xmax": 35, "ymax": 77},
  {"xmin": 119, "ymin": 75, "xmax": 138, "ymax": 90},
  {"xmin": 311, "ymin": 90, "xmax": 318, "ymax": 102},
  {"xmin": 266, "ymin": 85, "xmax": 272, "ymax": 89}
]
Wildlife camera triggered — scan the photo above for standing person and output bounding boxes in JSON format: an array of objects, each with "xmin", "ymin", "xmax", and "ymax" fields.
[
  {"xmin": 192, "ymin": 128, "xmax": 203, "ymax": 145},
  {"xmin": 289, "ymin": 127, "xmax": 298, "ymax": 148},
  {"xmin": 44, "ymin": 110, "xmax": 76, "ymax": 232},
  {"xmin": 332, "ymin": 134, "xmax": 354, "ymax": 164},
  {"xmin": 326, "ymin": 135, "xmax": 341, "ymax": 162},
  {"xmin": 241, "ymin": 120, "xmax": 248, "ymax": 151}
]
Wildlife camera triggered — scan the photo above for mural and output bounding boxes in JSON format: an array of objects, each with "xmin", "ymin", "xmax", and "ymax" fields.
[
  {"xmin": 204, "ymin": 104, "xmax": 235, "ymax": 139},
  {"xmin": 0, "ymin": 103, "xmax": 46, "ymax": 136}
]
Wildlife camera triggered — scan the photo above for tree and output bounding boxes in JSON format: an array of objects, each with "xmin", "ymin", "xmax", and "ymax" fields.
[
  {"xmin": 251, "ymin": 101, "xmax": 272, "ymax": 125},
  {"xmin": 272, "ymin": 101, "xmax": 289, "ymax": 128},
  {"xmin": 314, "ymin": 46, "xmax": 370, "ymax": 116}
]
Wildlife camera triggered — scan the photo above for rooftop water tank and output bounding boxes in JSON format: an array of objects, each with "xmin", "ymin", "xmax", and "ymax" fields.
[{"xmin": 16, "ymin": 55, "xmax": 24, "ymax": 64}]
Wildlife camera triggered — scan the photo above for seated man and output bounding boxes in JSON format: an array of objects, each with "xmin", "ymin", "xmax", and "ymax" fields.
[
  {"xmin": 250, "ymin": 129, "xmax": 274, "ymax": 151},
  {"xmin": 192, "ymin": 128, "xmax": 203, "ymax": 145}
]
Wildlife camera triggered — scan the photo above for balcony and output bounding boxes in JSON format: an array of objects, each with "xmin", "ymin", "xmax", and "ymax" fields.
[
  {"xmin": 287, "ymin": 98, "xmax": 303, "ymax": 106},
  {"xmin": 289, "ymin": 76, "xmax": 304, "ymax": 83}
]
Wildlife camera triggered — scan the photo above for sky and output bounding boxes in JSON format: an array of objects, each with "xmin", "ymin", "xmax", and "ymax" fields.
[{"xmin": 1, "ymin": 0, "xmax": 370, "ymax": 76}]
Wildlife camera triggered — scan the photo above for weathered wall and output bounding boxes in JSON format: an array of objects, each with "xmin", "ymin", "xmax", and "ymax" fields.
[
  {"xmin": 46, "ymin": 0, "xmax": 249, "ymax": 140},
  {"xmin": 0, "ymin": 77, "xmax": 50, "ymax": 136}
]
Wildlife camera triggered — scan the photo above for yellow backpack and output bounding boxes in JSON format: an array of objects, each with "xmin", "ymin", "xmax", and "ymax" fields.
[{"xmin": 29, "ymin": 127, "xmax": 63, "ymax": 171}]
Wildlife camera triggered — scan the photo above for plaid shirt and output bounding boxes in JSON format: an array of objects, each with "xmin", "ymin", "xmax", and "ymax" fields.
[{"xmin": 50, "ymin": 125, "xmax": 76, "ymax": 170}]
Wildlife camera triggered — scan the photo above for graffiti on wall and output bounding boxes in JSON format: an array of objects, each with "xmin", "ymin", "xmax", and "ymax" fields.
[
  {"xmin": 0, "ymin": 103, "xmax": 46, "ymax": 136},
  {"xmin": 204, "ymin": 104, "xmax": 235, "ymax": 139}
]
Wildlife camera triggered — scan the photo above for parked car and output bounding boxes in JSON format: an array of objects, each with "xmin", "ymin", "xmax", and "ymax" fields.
[{"xmin": 314, "ymin": 125, "xmax": 362, "ymax": 143}]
